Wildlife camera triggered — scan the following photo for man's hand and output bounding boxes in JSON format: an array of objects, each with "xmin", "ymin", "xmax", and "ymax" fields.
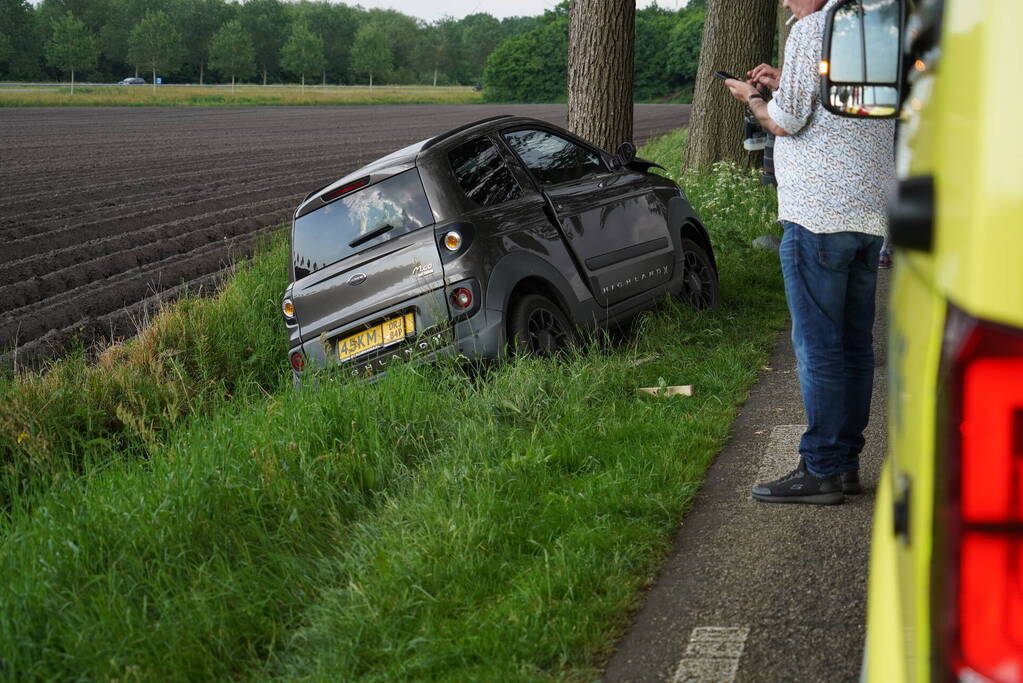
[
  {"xmin": 747, "ymin": 63, "xmax": 781, "ymax": 91},
  {"xmin": 724, "ymin": 78, "xmax": 757, "ymax": 105}
]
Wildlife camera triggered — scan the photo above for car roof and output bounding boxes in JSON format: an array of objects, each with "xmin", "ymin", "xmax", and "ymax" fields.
[{"xmin": 295, "ymin": 114, "xmax": 576, "ymax": 218}]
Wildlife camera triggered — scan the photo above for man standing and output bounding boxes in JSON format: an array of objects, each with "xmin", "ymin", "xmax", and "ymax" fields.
[{"xmin": 724, "ymin": 0, "xmax": 895, "ymax": 504}]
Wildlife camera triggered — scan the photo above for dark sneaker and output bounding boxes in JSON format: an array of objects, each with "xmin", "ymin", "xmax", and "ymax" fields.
[
  {"xmin": 752, "ymin": 460, "xmax": 844, "ymax": 505},
  {"xmin": 841, "ymin": 470, "xmax": 862, "ymax": 495}
]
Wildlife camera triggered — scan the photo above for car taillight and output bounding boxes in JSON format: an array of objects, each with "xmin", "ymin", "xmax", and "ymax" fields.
[
  {"xmin": 290, "ymin": 352, "xmax": 305, "ymax": 372},
  {"xmin": 940, "ymin": 306, "xmax": 1023, "ymax": 682}
]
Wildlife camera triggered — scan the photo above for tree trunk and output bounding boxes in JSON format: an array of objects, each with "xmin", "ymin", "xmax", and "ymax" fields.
[
  {"xmin": 301, "ymin": 73, "xmax": 305, "ymax": 95},
  {"xmin": 70, "ymin": 69, "xmax": 74, "ymax": 95},
  {"xmin": 322, "ymin": 69, "xmax": 326, "ymax": 86},
  {"xmin": 231, "ymin": 74, "xmax": 235, "ymax": 91},
  {"xmin": 567, "ymin": 0, "xmax": 635, "ymax": 152},
  {"xmin": 152, "ymin": 67, "xmax": 157, "ymax": 95},
  {"xmin": 433, "ymin": 68, "xmax": 437, "ymax": 87},
  {"xmin": 262, "ymin": 66, "xmax": 267, "ymax": 86},
  {"xmin": 777, "ymin": 5, "xmax": 794, "ymax": 67},
  {"xmin": 200, "ymin": 61, "xmax": 205, "ymax": 86},
  {"xmin": 682, "ymin": 0, "xmax": 776, "ymax": 172},
  {"xmin": 369, "ymin": 72, "xmax": 373, "ymax": 88}
]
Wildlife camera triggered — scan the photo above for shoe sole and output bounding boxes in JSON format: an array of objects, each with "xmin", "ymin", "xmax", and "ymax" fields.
[
  {"xmin": 843, "ymin": 485, "xmax": 863, "ymax": 495},
  {"xmin": 752, "ymin": 491, "xmax": 844, "ymax": 505}
]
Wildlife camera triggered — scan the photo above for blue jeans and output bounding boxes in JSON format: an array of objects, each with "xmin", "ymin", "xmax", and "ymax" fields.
[{"xmin": 779, "ymin": 221, "xmax": 883, "ymax": 478}]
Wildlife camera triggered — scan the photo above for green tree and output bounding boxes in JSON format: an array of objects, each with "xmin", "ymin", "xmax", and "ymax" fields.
[
  {"xmin": 461, "ymin": 13, "xmax": 502, "ymax": 81},
  {"xmin": 239, "ymin": 0, "xmax": 287, "ymax": 85},
  {"xmin": 0, "ymin": 0, "xmax": 44, "ymax": 80},
  {"xmin": 351, "ymin": 22, "xmax": 390, "ymax": 88},
  {"xmin": 0, "ymin": 30, "xmax": 10, "ymax": 67},
  {"xmin": 288, "ymin": 1, "xmax": 358, "ymax": 84},
  {"xmin": 168, "ymin": 0, "xmax": 235, "ymax": 84},
  {"xmin": 280, "ymin": 21, "xmax": 323, "ymax": 92},
  {"xmin": 666, "ymin": 7, "xmax": 705, "ymax": 97},
  {"xmin": 483, "ymin": 13, "xmax": 568, "ymax": 102},
  {"xmin": 46, "ymin": 11, "xmax": 98, "ymax": 93},
  {"xmin": 208, "ymin": 19, "xmax": 255, "ymax": 88},
  {"xmin": 128, "ymin": 9, "xmax": 183, "ymax": 92}
]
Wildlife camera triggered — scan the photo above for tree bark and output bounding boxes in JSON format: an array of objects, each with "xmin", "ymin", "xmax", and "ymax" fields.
[
  {"xmin": 70, "ymin": 69, "xmax": 74, "ymax": 95},
  {"xmin": 567, "ymin": 0, "xmax": 635, "ymax": 153},
  {"xmin": 682, "ymin": 0, "xmax": 776, "ymax": 172},
  {"xmin": 200, "ymin": 61, "xmax": 204, "ymax": 86},
  {"xmin": 777, "ymin": 5, "xmax": 794, "ymax": 67}
]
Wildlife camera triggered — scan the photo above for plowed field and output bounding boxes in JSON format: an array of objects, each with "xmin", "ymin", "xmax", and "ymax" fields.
[{"xmin": 0, "ymin": 104, "xmax": 690, "ymax": 367}]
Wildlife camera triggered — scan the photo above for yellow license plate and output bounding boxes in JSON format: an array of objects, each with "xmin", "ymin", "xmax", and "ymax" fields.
[{"xmin": 337, "ymin": 313, "xmax": 415, "ymax": 362}]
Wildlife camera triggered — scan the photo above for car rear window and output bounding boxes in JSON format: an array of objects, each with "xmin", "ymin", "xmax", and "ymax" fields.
[
  {"xmin": 292, "ymin": 169, "xmax": 433, "ymax": 280},
  {"xmin": 449, "ymin": 137, "xmax": 522, "ymax": 207}
]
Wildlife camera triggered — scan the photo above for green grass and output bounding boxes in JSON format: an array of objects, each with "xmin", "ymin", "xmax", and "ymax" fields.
[
  {"xmin": 0, "ymin": 130, "xmax": 785, "ymax": 680},
  {"xmin": 0, "ymin": 84, "xmax": 484, "ymax": 107}
]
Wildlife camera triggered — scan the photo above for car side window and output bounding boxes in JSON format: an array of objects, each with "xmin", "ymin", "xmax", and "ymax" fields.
[
  {"xmin": 449, "ymin": 137, "xmax": 522, "ymax": 207},
  {"xmin": 502, "ymin": 129, "xmax": 607, "ymax": 186}
]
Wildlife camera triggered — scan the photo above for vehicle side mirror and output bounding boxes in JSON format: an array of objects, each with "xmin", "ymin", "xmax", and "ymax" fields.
[
  {"xmin": 820, "ymin": 0, "xmax": 904, "ymax": 119},
  {"xmin": 613, "ymin": 141, "xmax": 636, "ymax": 169}
]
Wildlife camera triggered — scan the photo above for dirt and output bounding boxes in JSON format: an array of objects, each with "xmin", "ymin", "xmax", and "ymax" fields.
[{"xmin": 0, "ymin": 104, "xmax": 690, "ymax": 368}]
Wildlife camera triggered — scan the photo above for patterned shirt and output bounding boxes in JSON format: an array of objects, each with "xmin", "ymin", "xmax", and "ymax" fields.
[{"xmin": 767, "ymin": 0, "xmax": 895, "ymax": 236}]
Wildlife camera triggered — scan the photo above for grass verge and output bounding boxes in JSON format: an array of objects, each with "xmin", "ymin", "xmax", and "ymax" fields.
[
  {"xmin": 0, "ymin": 130, "xmax": 785, "ymax": 680},
  {"xmin": 0, "ymin": 85, "xmax": 484, "ymax": 107}
]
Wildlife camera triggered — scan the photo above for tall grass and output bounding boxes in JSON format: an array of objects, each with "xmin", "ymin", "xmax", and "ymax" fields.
[
  {"xmin": 0, "ymin": 85, "xmax": 483, "ymax": 107},
  {"xmin": 0, "ymin": 130, "xmax": 785, "ymax": 680}
]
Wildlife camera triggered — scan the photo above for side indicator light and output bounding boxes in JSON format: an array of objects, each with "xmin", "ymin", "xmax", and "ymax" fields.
[
  {"xmin": 282, "ymin": 298, "xmax": 295, "ymax": 319},
  {"xmin": 818, "ymin": 60, "xmax": 829, "ymax": 75}
]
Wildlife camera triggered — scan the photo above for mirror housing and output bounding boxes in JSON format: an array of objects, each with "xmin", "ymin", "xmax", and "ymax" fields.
[
  {"xmin": 820, "ymin": 0, "xmax": 905, "ymax": 119},
  {"xmin": 613, "ymin": 141, "xmax": 637, "ymax": 169}
]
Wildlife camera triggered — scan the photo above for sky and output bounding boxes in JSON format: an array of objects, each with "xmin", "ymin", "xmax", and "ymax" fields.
[{"xmin": 352, "ymin": 0, "xmax": 691, "ymax": 23}]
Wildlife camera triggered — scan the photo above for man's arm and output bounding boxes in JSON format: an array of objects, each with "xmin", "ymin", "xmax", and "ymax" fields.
[{"xmin": 723, "ymin": 79, "xmax": 789, "ymax": 137}]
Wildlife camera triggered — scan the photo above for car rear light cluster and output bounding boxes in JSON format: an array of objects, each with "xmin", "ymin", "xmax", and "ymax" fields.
[
  {"xmin": 290, "ymin": 352, "xmax": 305, "ymax": 372},
  {"xmin": 940, "ymin": 307, "xmax": 1023, "ymax": 682},
  {"xmin": 322, "ymin": 177, "xmax": 368, "ymax": 203}
]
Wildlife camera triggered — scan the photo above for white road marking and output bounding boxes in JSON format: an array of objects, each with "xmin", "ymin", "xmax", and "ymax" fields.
[
  {"xmin": 754, "ymin": 424, "xmax": 806, "ymax": 489},
  {"xmin": 672, "ymin": 626, "xmax": 750, "ymax": 683}
]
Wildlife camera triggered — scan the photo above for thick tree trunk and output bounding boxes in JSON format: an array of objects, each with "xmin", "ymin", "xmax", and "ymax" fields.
[
  {"xmin": 567, "ymin": 0, "xmax": 635, "ymax": 152},
  {"xmin": 778, "ymin": 6, "xmax": 794, "ymax": 67},
  {"xmin": 682, "ymin": 0, "xmax": 776, "ymax": 172}
]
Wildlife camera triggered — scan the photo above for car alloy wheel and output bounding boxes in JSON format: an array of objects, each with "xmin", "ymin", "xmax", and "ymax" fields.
[
  {"xmin": 679, "ymin": 238, "xmax": 719, "ymax": 310},
  {"xmin": 509, "ymin": 294, "xmax": 574, "ymax": 356}
]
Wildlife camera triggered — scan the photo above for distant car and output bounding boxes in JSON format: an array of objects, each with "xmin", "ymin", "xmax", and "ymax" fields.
[
  {"xmin": 117, "ymin": 77, "xmax": 145, "ymax": 85},
  {"xmin": 281, "ymin": 115, "xmax": 719, "ymax": 380}
]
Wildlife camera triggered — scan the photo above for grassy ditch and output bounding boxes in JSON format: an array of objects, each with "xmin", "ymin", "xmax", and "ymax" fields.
[
  {"xmin": 0, "ymin": 84, "xmax": 484, "ymax": 107},
  {"xmin": 0, "ymin": 132, "xmax": 785, "ymax": 680}
]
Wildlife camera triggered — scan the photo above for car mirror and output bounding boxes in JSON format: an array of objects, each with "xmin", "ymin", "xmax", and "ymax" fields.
[
  {"xmin": 613, "ymin": 141, "xmax": 637, "ymax": 169},
  {"xmin": 820, "ymin": 0, "xmax": 904, "ymax": 119}
]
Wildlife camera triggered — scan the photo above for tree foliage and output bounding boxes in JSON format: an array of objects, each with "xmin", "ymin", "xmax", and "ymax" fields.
[
  {"xmin": 351, "ymin": 22, "xmax": 390, "ymax": 86},
  {"xmin": 127, "ymin": 9, "xmax": 183, "ymax": 84},
  {"xmin": 46, "ymin": 11, "xmax": 99, "ymax": 90},
  {"xmin": 0, "ymin": 0, "xmax": 707, "ymax": 100},
  {"xmin": 208, "ymin": 19, "xmax": 255, "ymax": 85},
  {"xmin": 279, "ymin": 21, "xmax": 324, "ymax": 87}
]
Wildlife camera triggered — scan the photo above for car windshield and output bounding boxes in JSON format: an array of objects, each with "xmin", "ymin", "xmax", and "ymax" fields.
[{"xmin": 292, "ymin": 168, "xmax": 433, "ymax": 280}]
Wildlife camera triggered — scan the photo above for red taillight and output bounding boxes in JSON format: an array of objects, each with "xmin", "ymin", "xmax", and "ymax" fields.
[
  {"xmin": 451, "ymin": 287, "xmax": 472, "ymax": 309},
  {"xmin": 322, "ymin": 177, "xmax": 368, "ymax": 203},
  {"xmin": 290, "ymin": 352, "xmax": 305, "ymax": 372},
  {"xmin": 941, "ymin": 307, "xmax": 1023, "ymax": 682}
]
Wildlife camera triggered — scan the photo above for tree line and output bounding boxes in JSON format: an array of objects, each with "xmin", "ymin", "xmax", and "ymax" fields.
[{"xmin": 0, "ymin": 0, "xmax": 705, "ymax": 101}]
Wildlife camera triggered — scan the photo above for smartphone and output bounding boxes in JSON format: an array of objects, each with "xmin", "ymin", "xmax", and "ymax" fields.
[{"xmin": 714, "ymin": 70, "xmax": 739, "ymax": 81}]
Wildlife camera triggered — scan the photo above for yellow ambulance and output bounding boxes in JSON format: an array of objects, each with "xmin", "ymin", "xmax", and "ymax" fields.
[{"xmin": 820, "ymin": 0, "xmax": 1023, "ymax": 680}]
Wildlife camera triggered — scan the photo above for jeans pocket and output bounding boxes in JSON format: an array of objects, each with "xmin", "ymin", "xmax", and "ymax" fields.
[{"xmin": 815, "ymin": 232, "xmax": 857, "ymax": 272}]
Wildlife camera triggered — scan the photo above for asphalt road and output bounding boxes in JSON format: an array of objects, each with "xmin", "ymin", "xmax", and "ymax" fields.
[{"xmin": 605, "ymin": 271, "xmax": 890, "ymax": 682}]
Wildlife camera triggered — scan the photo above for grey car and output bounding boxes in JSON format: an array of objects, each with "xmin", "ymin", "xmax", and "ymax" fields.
[{"xmin": 281, "ymin": 115, "xmax": 718, "ymax": 380}]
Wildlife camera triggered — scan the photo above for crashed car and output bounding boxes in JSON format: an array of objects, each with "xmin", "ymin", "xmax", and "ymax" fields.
[{"xmin": 282, "ymin": 115, "xmax": 719, "ymax": 380}]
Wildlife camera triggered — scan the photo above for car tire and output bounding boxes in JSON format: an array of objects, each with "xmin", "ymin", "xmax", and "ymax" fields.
[
  {"xmin": 508, "ymin": 294, "xmax": 575, "ymax": 356},
  {"xmin": 678, "ymin": 238, "xmax": 719, "ymax": 310}
]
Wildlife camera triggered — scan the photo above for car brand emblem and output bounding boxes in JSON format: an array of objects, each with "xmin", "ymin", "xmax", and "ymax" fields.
[{"xmin": 348, "ymin": 273, "xmax": 367, "ymax": 286}]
